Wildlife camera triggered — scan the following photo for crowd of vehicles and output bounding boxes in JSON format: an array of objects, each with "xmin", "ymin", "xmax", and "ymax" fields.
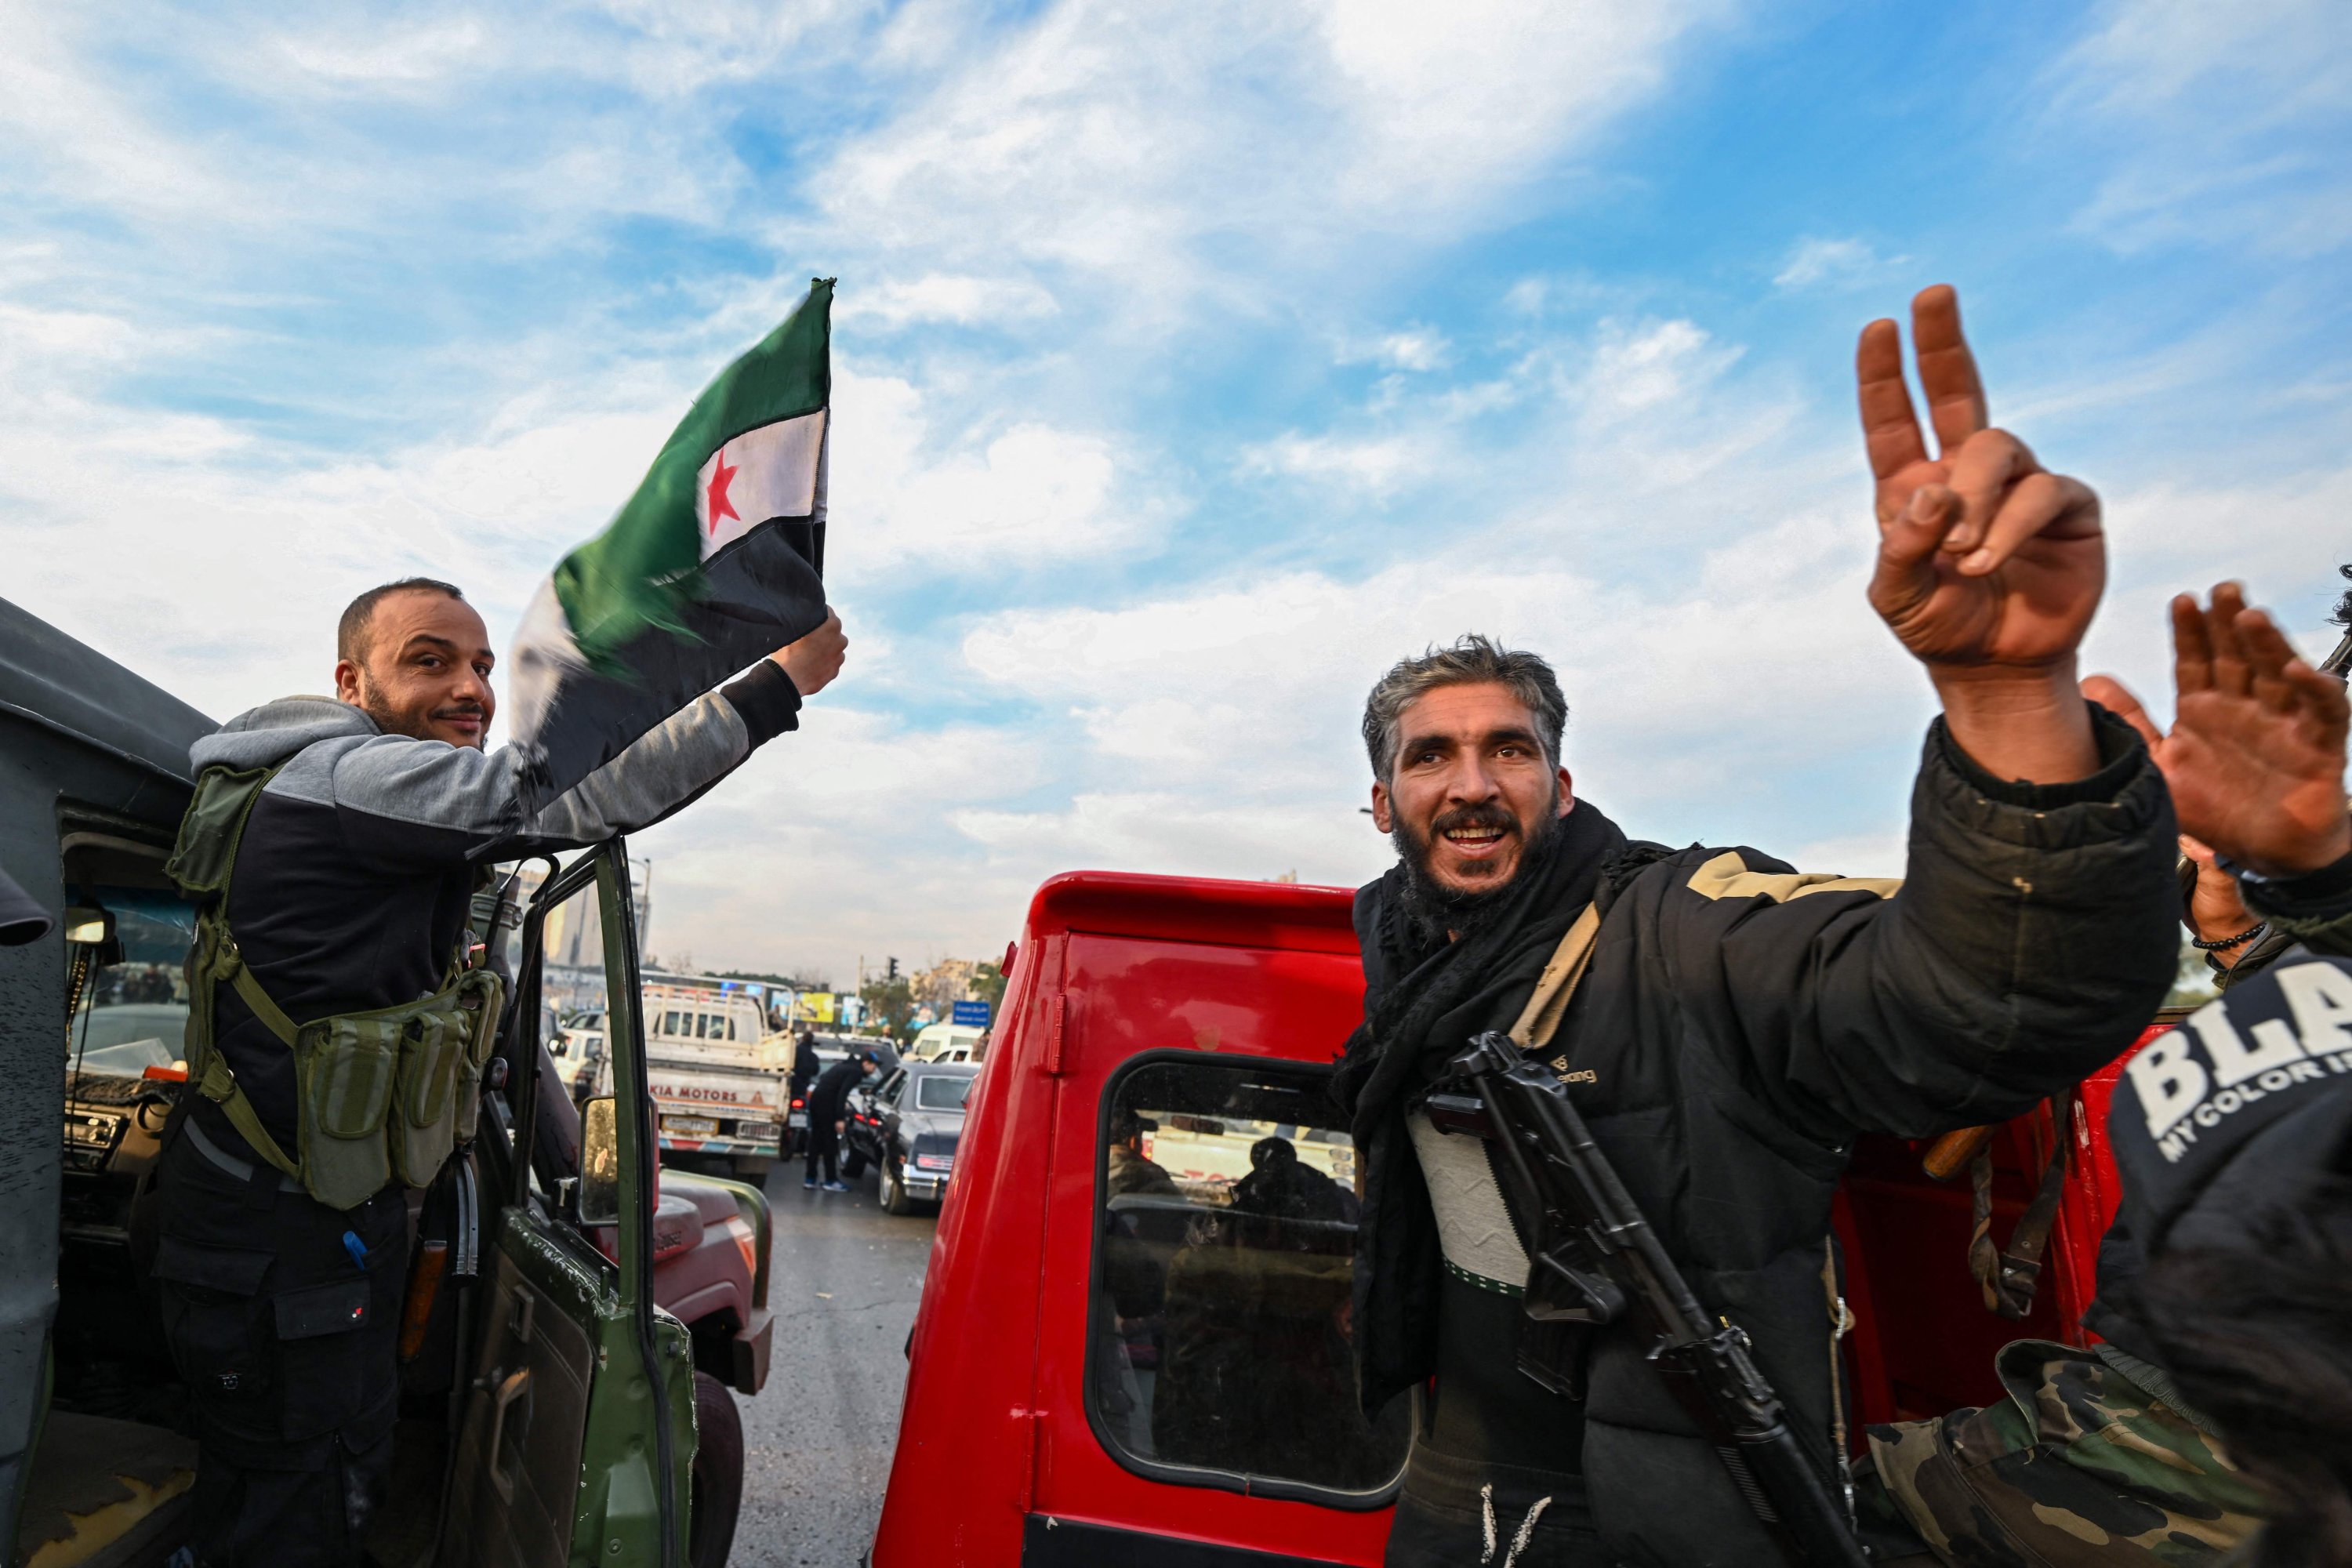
[{"xmin": 2, "ymin": 600, "xmax": 772, "ymax": 1568}]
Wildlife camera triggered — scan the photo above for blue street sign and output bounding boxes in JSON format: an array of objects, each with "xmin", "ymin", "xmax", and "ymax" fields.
[{"xmin": 951, "ymin": 999, "xmax": 993, "ymax": 1027}]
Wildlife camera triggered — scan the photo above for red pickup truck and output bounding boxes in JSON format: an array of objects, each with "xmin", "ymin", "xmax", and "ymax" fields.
[{"xmin": 869, "ymin": 870, "xmax": 2153, "ymax": 1567}]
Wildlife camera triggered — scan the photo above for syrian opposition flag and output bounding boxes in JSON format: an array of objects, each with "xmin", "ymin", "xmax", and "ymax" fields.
[{"xmin": 508, "ymin": 278, "xmax": 835, "ymax": 800}]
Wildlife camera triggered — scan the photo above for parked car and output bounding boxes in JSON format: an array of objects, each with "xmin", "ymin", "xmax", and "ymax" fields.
[
  {"xmin": 841, "ymin": 1061, "xmax": 979, "ymax": 1214},
  {"xmin": 5, "ymin": 596, "xmax": 767, "ymax": 1568},
  {"xmin": 864, "ymin": 869, "xmax": 2164, "ymax": 1567}
]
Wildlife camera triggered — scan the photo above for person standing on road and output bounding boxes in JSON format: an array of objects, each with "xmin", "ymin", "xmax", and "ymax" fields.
[
  {"xmin": 148, "ymin": 577, "xmax": 848, "ymax": 1567},
  {"xmin": 1333, "ymin": 286, "xmax": 2180, "ymax": 1566},
  {"xmin": 789, "ymin": 1029, "xmax": 821, "ymax": 1105},
  {"xmin": 804, "ymin": 1049, "xmax": 876, "ymax": 1192}
]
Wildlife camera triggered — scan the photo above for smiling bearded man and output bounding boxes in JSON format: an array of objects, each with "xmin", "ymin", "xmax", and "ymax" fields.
[{"xmin": 1332, "ymin": 287, "xmax": 2183, "ymax": 1568}]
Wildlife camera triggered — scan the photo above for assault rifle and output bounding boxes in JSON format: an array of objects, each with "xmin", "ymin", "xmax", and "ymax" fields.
[{"xmin": 1426, "ymin": 1032, "xmax": 1870, "ymax": 1568}]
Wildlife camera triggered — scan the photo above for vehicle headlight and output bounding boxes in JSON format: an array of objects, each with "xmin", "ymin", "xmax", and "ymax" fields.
[{"xmin": 911, "ymin": 1152, "xmax": 953, "ymax": 1173}]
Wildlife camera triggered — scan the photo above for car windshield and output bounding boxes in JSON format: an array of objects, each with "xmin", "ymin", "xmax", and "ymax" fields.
[
  {"xmin": 67, "ymin": 889, "xmax": 198, "ymax": 1074},
  {"xmin": 914, "ymin": 1075, "xmax": 972, "ymax": 1112}
]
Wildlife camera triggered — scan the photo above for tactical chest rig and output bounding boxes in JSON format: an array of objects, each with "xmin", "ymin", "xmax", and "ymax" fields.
[{"xmin": 165, "ymin": 764, "xmax": 506, "ymax": 1210}]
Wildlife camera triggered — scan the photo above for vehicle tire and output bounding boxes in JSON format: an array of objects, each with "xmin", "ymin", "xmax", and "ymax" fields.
[
  {"xmin": 841, "ymin": 1147, "xmax": 868, "ymax": 1181},
  {"xmin": 730, "ymin": 1156, "xmax": 771, "ymax": 1182},
  {"xmin": 883, "ymin": 1158, "xmax": 912, "ymax": 1216},
  {"xmin": 688, "ymin": 1370, "xmax": 744, "ymax": 1568}
]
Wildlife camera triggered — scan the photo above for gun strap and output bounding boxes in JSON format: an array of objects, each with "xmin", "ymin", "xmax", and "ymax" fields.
[
  {"xmin": 1967, "ymin": 1094, "xmax": 2074, "ymax": 1320},
  {"xmin": 1509, "ymin": 903, "xmax": 1602, "ymax": 1054}
]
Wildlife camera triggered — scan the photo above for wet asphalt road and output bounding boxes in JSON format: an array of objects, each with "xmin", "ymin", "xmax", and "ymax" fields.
[{"xmin": 726, "ymin": 1157, "xmax": 935, "ymax": 1568}]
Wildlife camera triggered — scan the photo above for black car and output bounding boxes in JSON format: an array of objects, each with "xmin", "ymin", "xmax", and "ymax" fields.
[{"xmin": 840, "ymin": 1061, "xmax": 978, "ymax": 1214}]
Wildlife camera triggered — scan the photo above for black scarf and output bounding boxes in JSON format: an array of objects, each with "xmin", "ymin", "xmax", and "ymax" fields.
[
  {"xmin": 1335, "ymin": 799, "xmax": 1627, "ymax": 1139},
  {"xmin": 1332, "ymin": 798, "xmax": 1628, "ymax": 1415}
]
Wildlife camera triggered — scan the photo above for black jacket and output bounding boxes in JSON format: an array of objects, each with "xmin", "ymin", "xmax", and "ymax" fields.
[
  {"xmin": 187, "ymin": 665, "xmax": 802, "ymax": 1152},
  {"xmin": 808, "ymin": 1058, "xmax": 866, "ymax": 1124},
  {"xmin": 1351, "ymin": 712, "xmax": 2178, "ymax": 1566}
]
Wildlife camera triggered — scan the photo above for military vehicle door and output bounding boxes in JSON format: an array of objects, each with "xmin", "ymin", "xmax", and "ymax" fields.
[{"xmin": 440, "ymin": 840, "xmax": 685, "ymax": 1568}]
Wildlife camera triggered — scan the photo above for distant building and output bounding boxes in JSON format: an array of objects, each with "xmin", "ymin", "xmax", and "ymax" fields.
[{"xmin": 914, "ymin": 956, "xmax": 979, "ymax": 1014}]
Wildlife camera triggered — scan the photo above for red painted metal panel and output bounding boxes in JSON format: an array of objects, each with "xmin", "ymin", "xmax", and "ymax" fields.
[
  {"xmin": 871, "ymin": 875, "xmax": 1388, "ymax": 1567},
  {"xmin": 1022, "ymin": 929, "xmax": 1392, "ymax": 1564}
]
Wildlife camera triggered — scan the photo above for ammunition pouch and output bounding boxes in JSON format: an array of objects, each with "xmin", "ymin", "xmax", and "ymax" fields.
[{"xmin": 169, "ymin": 764, "xmax": 504, "ymax": 1211}]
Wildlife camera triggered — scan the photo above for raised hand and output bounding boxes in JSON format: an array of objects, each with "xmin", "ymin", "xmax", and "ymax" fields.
[
  {"xmin": 1858, "ymin": 285, "xmax": 2104, "ymax": 673},
  {"xmin": 775, "ymin": 608, "xmax": 848, "ymax": 697},
  {"xmin": 2084, "ymin": 584, "xmax": 2351, "ymax": 878},
  {"xmin": 1856, "ymin": 286, "xmax": 2100, "ymax": 782}
]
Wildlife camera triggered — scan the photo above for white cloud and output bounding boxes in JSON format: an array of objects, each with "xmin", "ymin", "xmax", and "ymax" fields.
[
  {"xmin": 1772, "ymin": 237, "xmax": 1887, "ymax": 291},
  {"xmin": 2056, "ymin": 0, "xmax": 2352, "ymax": 256},
  {"xmin": 1319, "ymin": 0, "xmax": 1725, "ymax": 214},
  {"xmin": 833, "ymin": 274, "xmax": 1060, "ymax": 330},
  {"xmin": 1341, "ymin": 328, "xmax": 1452, "ymax": 373},
  {"xmin": 808, "ymin": 0, "xmax": 1730, "ymax": 322},
  {"xmin": 827, "ymin": 367, "xmax": 1140, "ymax": 578},
  {"xmin": 1576, "ymin": 318, "xmax": 1742, "ymax": 418},
  {"xmin": 268, "ymin": 19, "xmax": 492, "ymax": 92},
  {"xmin": 1237, "ymin": 432, "xmax": 1428, "ymax": 495},
  {"xmin": 0, "ymin": 5, "xmax": 238, "ymax": 221}
]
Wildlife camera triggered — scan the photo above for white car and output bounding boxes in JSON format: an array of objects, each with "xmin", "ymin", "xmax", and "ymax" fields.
[{"xmin": 907, "ymin": 1022, "xmax": 986, "ymax": 1063}]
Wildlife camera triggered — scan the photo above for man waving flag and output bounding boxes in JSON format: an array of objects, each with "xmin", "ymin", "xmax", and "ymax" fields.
[{"xmin": 509, "ymin": 277, "xmax": 837, "ymax": 800}]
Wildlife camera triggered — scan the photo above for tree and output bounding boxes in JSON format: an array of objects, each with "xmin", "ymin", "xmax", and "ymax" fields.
[
  {"xmin": 969, "ymin": 960, "xmax": 1007, "ymax": 1008},
  {"xmin": 859, "ymin": 976, "xmax": 920, "ymax": 1045}
]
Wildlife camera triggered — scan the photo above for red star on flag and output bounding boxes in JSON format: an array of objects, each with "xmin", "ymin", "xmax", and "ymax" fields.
[{"xmin": 706, "ymin": 448, "xmax": 740, "ymax": 535}]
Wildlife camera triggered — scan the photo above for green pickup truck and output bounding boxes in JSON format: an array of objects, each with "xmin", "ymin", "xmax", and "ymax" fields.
[{"xmin": 0, "ymin": 597, "xmax": 771, "ymax": 1568}]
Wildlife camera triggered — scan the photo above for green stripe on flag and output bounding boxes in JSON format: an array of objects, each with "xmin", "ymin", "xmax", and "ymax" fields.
[{"xmin": 555, "ymin": 277, "xmax": 833, "ymax": 672}]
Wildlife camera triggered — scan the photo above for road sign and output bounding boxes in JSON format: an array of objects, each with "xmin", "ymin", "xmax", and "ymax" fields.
[{"xmin": 951, "ymin": 999, "xmax": 993, "ymax": 1027}]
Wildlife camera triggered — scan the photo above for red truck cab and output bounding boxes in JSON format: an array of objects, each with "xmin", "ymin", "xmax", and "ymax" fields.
[{"xmin": 872, "ymin": 871, "xmax": 2145, "ymax": 1567}]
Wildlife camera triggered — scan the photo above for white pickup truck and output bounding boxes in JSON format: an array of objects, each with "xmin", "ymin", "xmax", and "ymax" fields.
[{"xmin": 571, "ymin": 982, "xmax": 786, "ymax": 1180}]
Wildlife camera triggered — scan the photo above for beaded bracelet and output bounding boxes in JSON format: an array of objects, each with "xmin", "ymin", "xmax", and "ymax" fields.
[{"xmin": 2191, "ymin": 920, "xmax": 2268, "ymax": 952}]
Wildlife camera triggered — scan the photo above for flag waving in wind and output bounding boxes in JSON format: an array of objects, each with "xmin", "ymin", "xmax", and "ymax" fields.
[{"xmin": 509, "ymin": 278, "xmax": 837, "ymax": 800}]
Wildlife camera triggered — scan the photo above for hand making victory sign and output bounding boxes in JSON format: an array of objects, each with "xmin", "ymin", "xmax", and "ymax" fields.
[{"xmin": 1857, "ymin": 285, "xmax": 2103, "ymax": 782}]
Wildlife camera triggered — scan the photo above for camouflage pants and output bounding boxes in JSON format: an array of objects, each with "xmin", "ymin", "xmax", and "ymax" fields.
[{"xmin": 1854, "ymin": 1339, "xmax": 2262, "ymax": 1566}]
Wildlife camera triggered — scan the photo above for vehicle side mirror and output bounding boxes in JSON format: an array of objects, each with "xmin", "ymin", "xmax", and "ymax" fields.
[{"xmin": 580, "ymin": 1096, "xmax": 622, "ymax": 1226}]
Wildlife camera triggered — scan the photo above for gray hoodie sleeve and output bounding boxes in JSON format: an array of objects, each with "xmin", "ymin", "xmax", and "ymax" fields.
[{"xmin": 289, "ymin": 662, "xmax": 800, "ymax": 873}]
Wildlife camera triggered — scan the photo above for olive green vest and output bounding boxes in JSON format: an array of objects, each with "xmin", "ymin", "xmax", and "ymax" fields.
[{"xmin": 165, "ymin": 764, "xmax": 506, "ymax": 1210}]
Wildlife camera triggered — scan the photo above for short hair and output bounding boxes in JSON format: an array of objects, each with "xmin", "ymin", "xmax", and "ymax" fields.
[
  {"xmin": 1361, "ymin": 634, "xmax": 1567, "ymax": 785},
  {"xmin": 338, "ymin": 578, "xmax": 466, "ymax": 665}
]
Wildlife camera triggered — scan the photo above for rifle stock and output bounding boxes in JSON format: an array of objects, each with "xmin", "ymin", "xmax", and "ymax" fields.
[{"xmin": 1436, "ymin": 1031, "xmax": 1869, "ymax": 1568}]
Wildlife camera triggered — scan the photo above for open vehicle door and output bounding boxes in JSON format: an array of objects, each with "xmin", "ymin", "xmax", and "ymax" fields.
[{"xmin": 440, "ymin": 840, "xmax": 691, "ymax": 1568}]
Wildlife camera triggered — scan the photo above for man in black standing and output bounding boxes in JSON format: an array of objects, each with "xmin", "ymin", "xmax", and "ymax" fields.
[
  {"xmin": 151, "ymin": 578, "xmax": 846, "ymax": 1566},
  {"xmin": 789, "ymin": 1028, "xmax": 822, "ymax": 1105},
  {"xmin": 804, "ymin": 1049, "xmax": 875, "ymax": 1192},
  {"xmin": 1335, "ymin": 287, "xmax": 2180, "ymax": 1566}
]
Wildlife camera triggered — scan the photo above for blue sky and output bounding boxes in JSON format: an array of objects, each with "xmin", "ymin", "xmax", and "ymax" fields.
[{"xmin": 5, "ymin": 0, "xmax": 2347, "ymax": 982}]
